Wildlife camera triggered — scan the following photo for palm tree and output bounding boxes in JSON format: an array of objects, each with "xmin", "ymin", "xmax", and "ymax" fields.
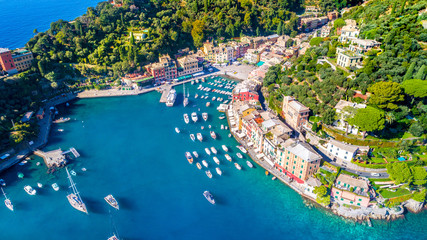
[{"xmin": 385, "ymin": 112, "xmax": 395, "ymax": 125}]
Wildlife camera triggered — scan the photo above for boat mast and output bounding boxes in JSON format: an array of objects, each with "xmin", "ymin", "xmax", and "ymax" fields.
[
  {"xmin": 1, "ymin": 187, "xmax": 8, "ymax": 200},
  {"xmin": 66, "ymin": 167, "xmax": 81, "ymax": 198}
]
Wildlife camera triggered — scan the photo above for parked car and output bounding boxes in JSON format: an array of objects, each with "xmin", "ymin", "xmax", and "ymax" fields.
[{"xmin": 371, "ymin": 173, "xmax": 380, "ymax": 177}]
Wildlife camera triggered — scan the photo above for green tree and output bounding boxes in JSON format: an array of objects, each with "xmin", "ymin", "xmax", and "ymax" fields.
[
  {"xmin": 399, "ymin": 0, "xmax": 406, "ymax": 15},
  {"xmin": 276, "ymin": 22, "xmax": 282, "ymax": 35},
  {"xmin": 412, "ymin": 167, "xmax": 427, "ymax": 186},
  {"xmin": 386, "ymin": 162, "xmax": 413, "ymax": 184},
  {"xmin": 404, "ymin": 62, "xmax": 416, "ymax": 80},
  {"xmin": 33, "ymin": 29, "xmax": 38, "ymax": 34},
  {"xmin": 309, "ymin": 37, "xmax": 323, "ymax": 46},
  {"xmin": 130, "ymin": 32, "xmax": 135, "ymax": 45},
  {"xmin": 391, "ymin": 1, "xmax": 397, "ymax": 14},
  {"xmin": 348, "ymin": 106, "xmax": 385, "ymax": 132},
  {"xmin": 322, "ymin": 109, "xmax": 336, "ymax": 125},
  {"xmin": 314, "ymin": 185, "xmax": 328, "ymax": 197},
  {"xmin": 385, "ymin": 112, "xmax": 395, "ymax": 125},
  {"xmin": 191, "ymin": 20, "xmax": 204, "ymax": 47},
  {"xmin": 409, "ymin": 122, "xmax": 424, "ymax": 137},
  {"xmin": 333, "ymin": 18, "xmax": 346, "ymax": 29},
  {"xmin": 256, "ymin": 27, "xmax": 260, "ymax": 37},
  {"xmin": 414, "ymin": 65, "xmax": 425, "ymax": 80},
  {"xmin": 368, "ymin": 81, "xmax": 404, "ymax": 110},
  {"xmin": 402, "ymin": 79, "xmax": 427, "ymax": 98},
  {"xmin": 316, "ymin": 195, "xmax": 331, "ymax": 206}
]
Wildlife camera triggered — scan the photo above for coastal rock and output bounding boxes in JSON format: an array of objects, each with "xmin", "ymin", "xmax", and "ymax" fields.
[{"xmin": 404, "ymin": 199, "xmax": 425, "ymax": 213}]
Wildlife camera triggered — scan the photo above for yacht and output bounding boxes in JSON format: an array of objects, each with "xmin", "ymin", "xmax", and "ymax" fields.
[
  {"xmin": 175, "ymin": 127, "xmax": 180, "ymax": 133},
  {"xmin": 236, "ymin": 153, "xmax": 243, "ymax": 159},
  {"xmin": 216, "ymin": 167, "xmax": 222, "ymax": 176},
  {"xmin": 2, "ymin": 188, "xmax": 13, "ymax": 211},
  {"xmin": 191, "ymin": 112, "xmax": 198, "ymax": 122},
  {"xmin": 183, "ymin": 114, "xmax": 190, "ymax": 124},
  {"xmin": 166, "ymin": 89, "xmax": 177, "ymax": 107},
  {"xmin": 246, "ymin": 161, "xmax": 254, "ymax": 168},
  {"xmin": 202, "ymin": 112, "xmax": 208, "ymax": 121},
  {"xmin": 190, "ymin": 134, "xmax": 195, "ymax": 142},
  {"xmin": 222, "ymin": 145, "xmax": 228, "ymax": 152},
  {"xmin": 192, "ymin": 151, "xmax": 199, "ymax": 158},
  {"xmin": 225, "ymin": 154, "xmax": 232, "ymax": 161},
  {"xmin": 202, "ymin": 160, "xmax": 208, "ymax": 168},
  {"xmin": 234, "ymin": 163, "xmax": 242, "ymax": 170},
  {"xmin": 24, "ymin": 185, "xmax": 36, "ymax": 195},
  {"xmin": 205, "ymin": 148, "xmax": 211, "ymax": 155},
  {"xmin": 108, "ymin": 235, "xmax": 119, "ymax": 240},
  {"xmin": 210, "ymin": 147, "xmax": 217, "ymax": 155},
  {"xmin": 196, "ymin": 162, "xmax": 202, "ymax": 170},
  {"xmin": 52, "ymin": 183, "xmax": 60, "ymax": 191},
  {"xmin": 185, "ymin": 152, "xmax": 193, "ymax": 164},
  {"xmin": 197, "ymin": 133, "xmax": 203, "ymax": 142},
  {"xmin": 205, "ymin": 170, "xmax": 212, "ymax": 179},
  {"xmin": 210, "ymin": 131, "xmax": 217, "ymax": 140},
  {"xmin": 237, "ymin": 145, "xmax": 248, "ymax": 153},
  {"xmin": 104, "ymin": 194, "xmax": 119, "ymax": 210},
  {"xmin": 206, "ymin": 102, "xmax": 210, "ymax": 107},
  {"xmin": 66, "ymin": 167, "xmax": 88, "ymax": 214},
  {"xmin": 213, "ymin": 157, "xmax": 220, "ymax": 165},
  {"xmin": 203, "ymin": 191, "xmax": 215, "ymax": 204}
]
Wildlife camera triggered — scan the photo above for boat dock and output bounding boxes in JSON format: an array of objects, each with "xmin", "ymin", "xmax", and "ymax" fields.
[
  {"xmin": 34, "ymin": 149, "xmax": 67, "ymax": 168},
  {"xmin": 62, "ymin": 147, "xmax": 80, "ymax": 158},
  {"xmin": 159, "ymin": 85, "xmax": 172, "ymax": 103}
]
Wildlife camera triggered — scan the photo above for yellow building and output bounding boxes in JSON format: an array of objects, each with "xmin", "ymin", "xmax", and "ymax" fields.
[
  {"xmin": 177, "ymin": 56, "xmax": 202, "ymax": 76},
  {"xmin": 12, "ymin": 48, "xmax": 34, "ymax": 72},
  {"xmin": 275, "ymin": 139, "xmax": 321, "ymax": 183}
]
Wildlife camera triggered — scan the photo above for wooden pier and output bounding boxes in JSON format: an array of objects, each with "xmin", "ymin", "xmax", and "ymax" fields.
[
  {"xmin": 62, "ymin": 147, "xmax": 80, "ymax": 158},
  {"xmin": 34, "ymin": 149, "xmax": 67, "ymax": 168},
  {"xmin": 159, "ymin": 85, "xmax": 172, "ymax": 103}
]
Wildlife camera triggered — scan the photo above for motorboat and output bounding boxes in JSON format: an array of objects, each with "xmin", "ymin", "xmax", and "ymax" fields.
[
  {"xmin": 205, "ymin": 148, "xmax": 211, "ymax": 155},
  {"xmin": 0, "ymin": 179, "xmax": 6, "ymax": 187},
  {"xmin": 208, "ymin": 125, "xmax": 211, "ymax": 129},
  {"xmin": 37, "ymin": 183, "xmax": 43, "ymax": 188},
  {"xmin": 201, "ymin": 126, "xmax": 204, "ymax": 130},
  {"xmin": 205, "ymin": 170, "xmax": 212, "ymax": 178},
  {"xmin": 190, "ymin": 134, "xmax": 195, "ymax": 142},
  {"xmin": 70, "ymin": 170, "xmax": 77, "ymax": 176},
  {"xmin": 184, "ymin": 114, "xmax": 190, "ymax": 124},
  {"xmin": 234, "ymin": 163, "xmax": 242, "ymax": 170},
  {"xmin": 210, "ymin": 131, "xmax": 216, "ymax": 140},
  {"xmin": 202, "ymin": 113, "xmax": 208, "ymax": 121},
  {"xmin": 175, "ymin": 127, "xmax": 180, "ymax": 133},
  {"xmin": 228, "ymin": 133, "xmax": 232, "ymax": 138},
  {"xmin": 236, "ymin": 153, "xmax": 243, "ymax": 159},
  {"xmin": 246, "ymin": 161, "xmax": 254, "ymax": 168},
  {"xmin": 81, "ymin": 168, "xmax": 87, "ymax": 172},
  {"xmin": 185, "ymin": 152, "xmax": 193, "ymax": 164},
  {"xmin": 166, "ymin": 89, "xmax": 177, "ymax": 107},
  {"xmin": 202, "ymin": 160, "xmax": 208, "ymax": 168},
  {"xmin": 237, "ymin": 145, "xmax": 248, "ymax": 153},
  {"xmin": 221, "ymin": 125, "xmax": 224, "ymax": 130},
  {"xmin": 192, "ymin": 151, "xmax": 199, "ymax": 158},
  {"xmin": 219, "ymin": 115, "xmax": 226, "ymax": 120},
  {"xmin": 212, "ymin": 97, "xmax": 216, "ymax": 101},
  {"xmin": 52, "ymin": 183, "xmax": 60, "ymax": 191},
  {"xmin": 104, "ymin": 194, "xmax": 119, "ymax": 210},
  {"xmin": 197, "ymin": 133, "xmax": 203, "ymax": 142},
  {"xmin": 216, "ymin": 167, "xmax": 222, "ymax": 176},
  {"xmin": 213, "ymin": 157, "xmax": 220, "ymax": 165},
  {"xmin": 206, "ymin": 102, "xmax": 210, "ymax": 107},
  {"xmin": 222, "ymin": 145, "xmax": 228, "ymax": 152},
  {"xmin": 191, "ymin": 112, "xmax": 198, "ymax": 122},
  {"xmin": 195, "ymin": 94, "xmax": 198, "ymax": 98},
  {"xmin": 225, "ymin": 154, "xmax": 232, "ymax": 161},
  {"xmin": 272, "ymin": 176, "xmax": 277, "ymax": 180},
  {"xmin": 196, "ymin": 162, "xmax": 202, "ymax": 170},
  {"xmin": 210, "ymin": 147, "xmax": 217, "ymax": 155},
  {"xmin": 203, "ymin": 191, "xmax": 215, "ymax": 204},
  {"xmin": 57, "ymin": 129, "xmax": 64, "ymax": 132},
  {"xmin": 24, "ymin": 185, "xmax": 36, "ymax": 195},
  {"xmin": 53, "ymin": 117, "xmax": 71, "ymax": 124}
]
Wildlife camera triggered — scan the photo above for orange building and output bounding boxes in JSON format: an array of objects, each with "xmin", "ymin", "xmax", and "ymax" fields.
[{"xmin": 0, "ymin": 48, "xmax": 17, "ymax": 74}]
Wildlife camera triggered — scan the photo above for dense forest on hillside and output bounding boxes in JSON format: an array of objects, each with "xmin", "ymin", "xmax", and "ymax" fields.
[{"xmin": 263, "ymin": 0, "xmax": 427, "ymax": 139}]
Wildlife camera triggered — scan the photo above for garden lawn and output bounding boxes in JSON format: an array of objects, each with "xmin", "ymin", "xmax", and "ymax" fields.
[{"xmin": 379, "ymin": 188, "xmax": 411, "ymax": 199}]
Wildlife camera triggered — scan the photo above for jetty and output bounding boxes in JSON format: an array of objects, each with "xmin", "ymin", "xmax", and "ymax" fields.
[
  {"xmin": 159, "ymin": 85, "xmax": 172, "ymax": 103},
  {"xmin": 34, "ymin": 147, "xmax": 80, "ymax": 168},
  {"xmin": 62, "ymin": 147, "xmax": 80, "ymax": 158}
]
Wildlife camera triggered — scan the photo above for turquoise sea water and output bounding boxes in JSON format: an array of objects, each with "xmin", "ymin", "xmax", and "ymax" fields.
[
  {"xmin": 0, "ymin": 78, "xmax": 426, "ymax": 239},
  {"xmin": 0, "ymin": 0, "xmax": 100, "ymax": 49}
]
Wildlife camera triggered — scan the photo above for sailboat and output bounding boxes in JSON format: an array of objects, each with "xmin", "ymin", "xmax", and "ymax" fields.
[
  {"xmin": 183, "ymin": 84, "xmax": 189, "ymax": 107},
  {"xmin": 66, "ymin": 167, "xmax": 88, "ymax": 214},
  {"xmin": 1, "ymin": 187, "xmax": 13, "ymax": 211}
]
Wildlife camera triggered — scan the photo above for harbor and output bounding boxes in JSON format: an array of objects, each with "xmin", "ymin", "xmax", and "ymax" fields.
[{"xmin": 34, "ymin": 147, "xmax": 80, "ymax": 168}]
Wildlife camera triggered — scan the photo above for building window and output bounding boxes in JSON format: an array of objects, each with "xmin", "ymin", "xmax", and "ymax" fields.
[{"xmin": 357, "ymin": 203, "xmax": 360, "ymax": 206}]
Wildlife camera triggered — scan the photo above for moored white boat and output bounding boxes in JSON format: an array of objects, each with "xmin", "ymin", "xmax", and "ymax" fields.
[
  {"xmin": 24, "ymin": 185, "xmax": 36, "ymax": 195},
  {"xmin": 234, "ymin": 163, "xmax": 242, "ymax": 170},
  {"xmin": 237, "ymin": 145, "xmax": 247, "ymax": 153},
  {"xmin": 175, "ymin": 127, "xmax": 180, "ymax": 133},
  {"xmin": 216, "ymin": 167, "xmax": 222, "ymax": 176},
  {"xmin": 205, "ymin": 170, "xmax": 212, "ymax": 178},
  {"xmin": 206, "ymin": 102, "xmax": 210, "ymax": 107},
  {"xmin": 222, "ymin": 145, "xmax": 228, "ymax": 152},
  {"xmin": 202, "ymin": 160, "xmax": 208, "ymax": 168},
  {"xmin": 210, "ymin": 131, "xmax": 217, "ymax": 140},
  {"xmin": 213, "ymin": 157, "xmax": 220, "ymax": 165},
  {"xmin": 104, "ymin": 194, "xmax": 119, "ymax": 210},
  {"xmin": 166, "ymin": 89, "xmax": 177, "ymax": 107},
  {"xmin": 196, "ymin": 162, "xmax": 202, "ymax": 169},
  {"xmin": 192, "ymin": 151, "xmax": 199, "ymax": 158},
  {"xmin": 190, "ymin": 134, "xmax": 195, "ymax": 141},
  {"xmin": 184, "ymin": 114, "xmax": 190, "ymax": 124},
  {"xmin": 185, "ymin": 152, "xmax": 193, "ymax": 164},
  {"xmin": 202, "ymin": 112, "xmax": 208, "ymax": 121},
  {"xmin": 203, "ymin": 191, "xmax": 215, "ymax": 204},
  {"xmin": 221, "ymin": 125, "xmax": 224, "ymax": 130},
  {"xmin": 236, "ymin": 153, "xmax": 243, "ymax": 159},
  {"xmin": 246, "ymin": 161, "xmax": 254, "ymax": 168},
  {"xmin": 197, "ymin": 133, "xmax": 203, "ymax": 142},
  {"xmin": 191, "ymin": 112, "xmax": 198, "ymax": 122},
  {"xmin": 37, "ymin": 183, "xmax": 43, "ymax": 188},
  {"xmin": 52, "ymin": 183, "xmax": 60, "ymax": 191},
  {"xmin": 225, "ymin": 154, "xmax": 232, "ymax": 161},
  {"xmin": 210, "ymin": 147, "xmax": 217, "ymax": 155},
  {"xmin": 205, "ymin": 148, "xmax": 211, "ymax": 155}
]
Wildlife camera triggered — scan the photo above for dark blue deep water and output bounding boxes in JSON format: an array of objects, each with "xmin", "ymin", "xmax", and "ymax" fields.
[
  {"xmin": 0, "ymin": 78, "xmax": 426, "ymax": 239},
  {"xmin": 0, "ymin": 0, "xmax": 100, "ymax": 49}
]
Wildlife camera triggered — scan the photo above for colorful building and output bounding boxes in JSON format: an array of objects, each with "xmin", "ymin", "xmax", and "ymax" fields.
[
  {"xmin": 282, "ymin": 96, "xmax": 310, "ymax": 131},
  {"xmin": 331, "ymin": 174, "xmax": 370, "ymax": 207},
  {"xmin": 145, "ymin": 55, "xmax": 177, "ymax": 81},
  {"xmin": 232, "ymin": 88, "xmax": 259, "ymax": 102},
  {"xmin": 0, "ymin": 48, "xmax": 18, "ymax": 75},
  {"xmin": 12, "ymin": 48, "xmax": 34, "ymax": 72},
  {"xmin": 177, "ymin": 55, "xmax": 203, "ymax": 76}
]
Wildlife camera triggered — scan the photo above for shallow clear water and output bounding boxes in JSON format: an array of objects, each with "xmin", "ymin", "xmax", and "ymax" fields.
[
  {"xmin": 0, "ymin": 78, "xmax": 426, "ymax": 239},
  {"xmin": 0, "ymin": 0, "xmax": 100, "ymax": 49}
]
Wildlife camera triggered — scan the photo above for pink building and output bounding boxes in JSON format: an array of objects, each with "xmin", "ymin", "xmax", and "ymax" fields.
[
  {"xmin": 282, "ymin": 96, "xmax": 309, "ymax": 131},
  {"xmin": 0, "ymin": 48, "xmax": 17, "ymax": 74},
  {"xmin": 331, "ymin": 174, "xmax": 370, "ymax": 207}
]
